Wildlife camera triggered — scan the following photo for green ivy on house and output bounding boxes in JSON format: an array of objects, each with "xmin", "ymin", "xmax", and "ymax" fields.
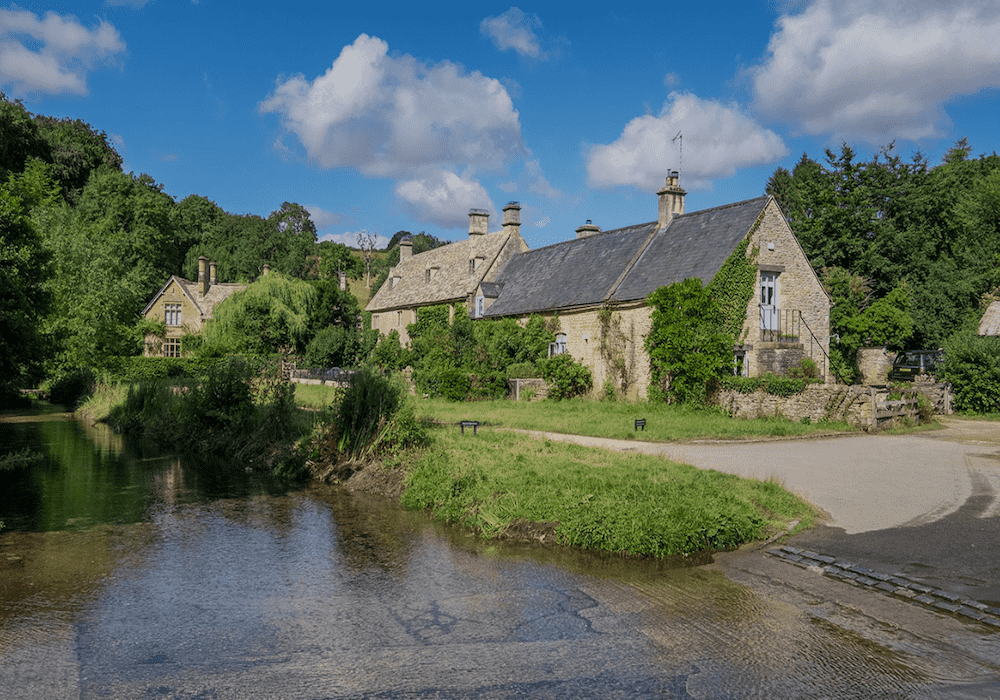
[{"xmin": 706, "ymin": 214, "xmax": 762, "ymax": 344}]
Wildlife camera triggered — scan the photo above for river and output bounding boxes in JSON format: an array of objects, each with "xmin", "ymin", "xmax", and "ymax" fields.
[{"xmin": 2, "ymin": 406, "xmax": 999, "ymax": 698}]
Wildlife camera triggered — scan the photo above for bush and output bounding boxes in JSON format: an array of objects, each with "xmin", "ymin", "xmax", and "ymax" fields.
[
  {"xmin": 540, "ymin": 354, "xmax": 592, "ymax": 400},
  {"xmin": 716, "ymin": 373, "xmax": 814, "ymax": 397},
  {"xmin": 305, "ymin": 325, "xmax": 358, "ymax": 368},
  {"xmin": 505, "ymin": 362, "xmax": 538, "ymax": 379},
  {"xmin": 46, "ymin": 366, "xmax": 96, "ymax": 408},
  {"xmin": 939, "ymin": 332, "xmax": 1000, "ymax": 413},
  {"xmin": 438, "ymin": 367, "xmax": 471, "ymax": 401}
]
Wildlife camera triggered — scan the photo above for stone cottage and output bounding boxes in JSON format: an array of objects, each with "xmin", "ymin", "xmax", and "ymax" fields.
[
  {"xmin": 141, "ymin": 256, "xmax": 247, "ymax": 357},
  {"xmin": 365, "ymin": 202, "xmax": 528, "ymax": 345},
  {"xmin": 483, "ymin": 174, "xmax": 832, "ymax": 399}
]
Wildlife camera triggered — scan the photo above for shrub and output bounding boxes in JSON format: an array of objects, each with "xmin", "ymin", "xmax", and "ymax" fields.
[
  {"xmin": 540, "ymin": 354, "xmax": 592, "ymax": 400},
  {"xmin": 716, "ymin": 373, "xmax": 814, "ymax": 397},
  {"xmin": 46, "ymin": 366, "xmax": 96, "ymax": 408},
  {"xmin": 438, "ymin": 367, "xmax": 471, "ymax": 401},
  {"xmin": 939, "ymin": 332, "xmax": 1000, "ymax": 413},
  {"xmin": 505, "ymin": 362, "xmax": 538, "ymax": 379}
]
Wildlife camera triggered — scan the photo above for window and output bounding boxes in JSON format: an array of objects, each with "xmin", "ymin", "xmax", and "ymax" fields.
[
  {"xmin": 475, "ymin": 295, "xmax": 485, "ymax": 318},
  {"xmin": 734, "ymin": 349, "xmax": 748, "ymax": 377},
  {"xmin": 164, "ymin": 303, "xmax": 181, "ymax": 326},
  {"xmin": 548, "ymin": 333, "xmax": 567, "ymax": 356},
  {"xmin": 163, "ymin": 338, "xmax": 181, "ymax": 358},
  {"xmin": 397, "ymin": 310, "xmax": 402, "ymax": 325}
]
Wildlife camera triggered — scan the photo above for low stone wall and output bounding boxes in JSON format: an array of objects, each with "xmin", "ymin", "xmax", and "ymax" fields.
[
  {"xmin": 710, "ymin": 382, "xmax": 952, "ymax": 429},
  {"xmin": 508, "ymin": 378, "xmax": 548, "ymax": 401}
]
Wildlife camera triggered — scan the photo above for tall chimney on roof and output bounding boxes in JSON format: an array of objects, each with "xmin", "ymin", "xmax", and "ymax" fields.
[
  {"xmin": 262, "ymin": 263, "xmax": 271, "ymax": 276},
  {"xmin": 657, "ymin": 171, "xmax": 686, "ymax": 229},
  {"xmin": 469, "ymin": 208, "xmax": 489, "ymax": 237},
  {"xmin": 502, "ymin": 202, "xmax": 521, "ymax": 236},
  {"xmin": 209, "ymin": 261, "xmax": 217, "ymax": 286},
  {"xmin": 198, "ymin": 256, "xmax": 208, "ymax": 296},
  {"xmin": 400, "ymin": 236, "xmax": 413, "ymax": 260}
]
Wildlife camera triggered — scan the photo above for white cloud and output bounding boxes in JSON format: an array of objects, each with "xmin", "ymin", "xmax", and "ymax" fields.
[
  {"xmin": 305, "ymin": 205, "xmax": 352, "ymax": 232},
  {"xmin": 0, "ymin": 9, "xmax": 125, "ymax": 95},
  {"xmin": 260, "ymin": 34, "xmax": 525, "ymax": 178},
  {"xmin": 752, "ymin": 0, "xmax": 1000, "ymax": 142},
  {"xmin": 500, "ymin": 158, "xmax": 562, "ymax": 198},
  {"xmin": 586, "ymin": 92, "xmax": 788, "ymax": 191},
  {"xmin": 395, "ymin": 169, "xmax": 495, "ymax": 229},
  {"xmin": 481, "ymin": 7, "xmax": 547, "ymax": 60}
]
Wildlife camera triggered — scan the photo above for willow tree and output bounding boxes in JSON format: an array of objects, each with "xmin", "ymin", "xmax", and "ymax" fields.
[{"xmin": 204, "ymin": 271, "xmax": 317, "ymax": 355}]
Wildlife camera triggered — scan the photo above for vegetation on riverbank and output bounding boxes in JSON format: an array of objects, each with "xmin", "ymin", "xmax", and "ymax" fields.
[{"xmin": 400, "ymin": 426, "xmax": 815, "ymax": 557}]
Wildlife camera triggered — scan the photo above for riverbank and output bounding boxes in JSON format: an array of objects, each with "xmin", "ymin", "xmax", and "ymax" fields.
[{"xmin": 343, "ymin": 424, "xmax": 817, "ymax": 558}]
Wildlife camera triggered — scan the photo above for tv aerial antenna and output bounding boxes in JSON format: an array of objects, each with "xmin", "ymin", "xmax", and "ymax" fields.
[{"xmin": 672, "ymin": 131, "xmax": 682, "ymax": 176}]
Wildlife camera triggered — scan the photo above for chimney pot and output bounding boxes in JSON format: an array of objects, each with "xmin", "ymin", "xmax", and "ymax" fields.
[
  {"xmin": 502, "ymin": 202, "xmax": 521, "ymax": 236},
  {"xmin": 575, "ymin": 221, "xmax": 601, "ymax": 239},
  {"xmin": 469, "ymin": 208, "xmax": 489, "ymax": 237},
  {"xmin": 657, "ymin": 173, "xmax": 686, "ymax": 229},
  {"xmin": 198, "ymin": 256, "xmax": 208, "ymax": 296}
]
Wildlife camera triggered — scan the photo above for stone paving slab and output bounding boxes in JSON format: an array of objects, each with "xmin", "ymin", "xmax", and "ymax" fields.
[{"xmin": 768, "ymin": 545, "xmax": 1000, "ymax": 631}]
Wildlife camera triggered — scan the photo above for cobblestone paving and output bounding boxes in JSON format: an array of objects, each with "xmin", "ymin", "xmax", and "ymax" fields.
[{"xmin": 768, "ymin": 545, "xmax": 1000, "ymax": 630}]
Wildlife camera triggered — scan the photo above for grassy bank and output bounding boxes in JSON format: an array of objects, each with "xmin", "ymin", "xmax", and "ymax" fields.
[
  {"xmin": 415, "ymin": 397, "xmax": 851, "ymax": 441},
  {"xmin": 401, "ymin": 426, "xmax": 814, "ymax": 557}
]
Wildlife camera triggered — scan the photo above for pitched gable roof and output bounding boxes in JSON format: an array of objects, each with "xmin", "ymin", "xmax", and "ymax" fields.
[
  {"xmin": 610, "ymin": 196, "xmax": 769, "ymax": 303},
  {"xmin": 482, "ymin": 223, "xmax": 658, "ymax": 317},
  {"xmin": 979, "ymin": 301, "xmax": 1000, "ymax": 336},
  {"xmin": 142, "ymin": 276, "xmax": 247, "ymax": 320},
  {"xmin": 484, "ymin": 196, "xmax": 771, "ymax": 317},
  {"xmin": 366, "ymin": 230, "xmax": 517, "ymax": 312}
]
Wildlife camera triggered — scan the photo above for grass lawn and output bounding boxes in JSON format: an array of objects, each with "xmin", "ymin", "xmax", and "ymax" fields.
[
  {"xmin": 400, "ymin": 426, "xmax": 815, "ymax": 557},
  {"xmin": 413, "ymin": 397, "xmax": 852, "ymax": 442}
]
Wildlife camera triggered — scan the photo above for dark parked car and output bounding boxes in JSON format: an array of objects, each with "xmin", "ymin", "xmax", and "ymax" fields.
[{"xmin": 888, "ymin": 350, "xmax": 943, "ymax": 382}]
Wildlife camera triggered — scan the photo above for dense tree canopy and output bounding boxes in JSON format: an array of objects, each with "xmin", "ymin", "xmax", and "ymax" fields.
[{"xmin": 767, "ymin": 142, "xmax": 1000, "ymax": 351}]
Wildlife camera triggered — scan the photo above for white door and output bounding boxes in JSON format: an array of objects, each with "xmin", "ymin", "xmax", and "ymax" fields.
[{"xmin": 759, "ymin": 272, "xmax": 778, "ymax": 331}]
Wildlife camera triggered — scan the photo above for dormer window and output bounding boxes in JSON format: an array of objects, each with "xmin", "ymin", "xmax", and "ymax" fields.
[
  {"xmin": 470, "ymin": 257, "xmax": 484, "ymax": 273},
  {"xmin": 391, "ymin": 276, "xmax": 400, "ymax": 288},
  {"xmin": 426, "ymin": 266, "xmax": 439, "ymax": 282}
]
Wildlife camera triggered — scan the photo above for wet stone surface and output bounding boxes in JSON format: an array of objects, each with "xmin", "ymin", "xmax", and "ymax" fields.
[{"xmin": 769, "ymin": 545, "xmax": 1000, "ymax": 630}]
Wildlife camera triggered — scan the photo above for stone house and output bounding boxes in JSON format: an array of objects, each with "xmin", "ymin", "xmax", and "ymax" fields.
[
  {"xmin": 365, "ymin": 202, "xmax": 528, "ymax": 345},
  {"xmin": 141, "ymin": 256, "xmax": 247, "ymax": 357},
  {"xmin": 483, "ymin": 174, "xmax": 832, "ymax": 399}
]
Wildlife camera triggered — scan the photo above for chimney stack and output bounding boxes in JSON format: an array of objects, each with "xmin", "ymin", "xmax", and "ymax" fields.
[
  {"xmin": 198, "ymin": 256, "xmax": 209, "ymax": 296},
  {"xmin": 502, "ymin": 202, "xmax": 521, "ymax": 236},
  {"xmin": 468, "ymin": 208, "xmax": 489, "ymax": 237},
  {"xmin": 400, "ymin": 236, "xmax": 413, "ymax": 260},
  {"xmin": 339, "ymin": 270, "xmax": 347, "ymax": 291},
  {"xmin": 657, "ymin": 171, "xmax": 686, "ymax": 229},
  {"xmin": 575, "ymin": 220, "xmax": 601, "ymax": 239},
  {"xmin": 209, "ymin": 261, "xmax": 217, "ymax": 286},
  {"xmin": 262, "ymin": 263, "xmax": 271, "ymax": 276}
]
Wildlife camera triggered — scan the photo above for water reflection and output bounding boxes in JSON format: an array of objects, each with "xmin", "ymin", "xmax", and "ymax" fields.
[{"xmin": 3, "ymin": 406, "xmax": 1000, "ymax": 698}]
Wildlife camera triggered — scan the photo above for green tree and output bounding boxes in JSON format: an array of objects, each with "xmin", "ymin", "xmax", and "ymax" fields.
[
  {"xmin": 203, "ymin": 271, "xmax": 317, "ymax": 355},
  {"xmin": 645, "ymin": 278, "xmax": 732, "ymax": 404},
  {"xmin": 317, "ymin": 240, "xmax": 364, "ymax": 279},
  {"xmin": 33, "ymin": 114, "xmax": 123, "ymax": 200},
  {"xmin": 0, "ymin": 176, "xmax": 51, "ymax": 397}
]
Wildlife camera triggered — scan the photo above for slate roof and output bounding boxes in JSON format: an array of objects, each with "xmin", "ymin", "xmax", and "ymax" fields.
[
  {"xmin": 142, "ymin": 276, "xmax": 247, "ymax": 321},
  {"xmin": 611, "ymin": 196, "xmax": 769, "ymax": 302},
  {"xmin": 366, "ymin": 231, "xmax": 518, "ymax": 312},
  {"xmin": 482, "ymin": 223, "xmax": 657, "ymax": 317},
  {"xmin": 479, "ymin": 282, "xmax": 504, "ymax": 298},
  {"xmin": 484, "ymin": 196, "xmax": 770, "ymax": 317}
]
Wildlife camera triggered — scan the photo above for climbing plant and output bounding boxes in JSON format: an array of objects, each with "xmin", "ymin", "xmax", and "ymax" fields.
[
  {"xmin": 598, "ymin": 306, "xmax": 630, "ymax": 399},
  {"xmin": 706, "ymin": 222, "xmax": 761, "ymax": 344}
]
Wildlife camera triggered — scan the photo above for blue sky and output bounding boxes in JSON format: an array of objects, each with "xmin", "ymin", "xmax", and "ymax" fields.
[{"xmin": 3, "ymin": 1, "xmax": 1000, "ymax": 250}]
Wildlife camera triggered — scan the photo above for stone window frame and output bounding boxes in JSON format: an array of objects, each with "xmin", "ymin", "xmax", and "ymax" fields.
[
  {"xmin": 164, "ymin": 303, "xmax": 181, "ymax": 326},
  {"xmin": 163, "ymin": 338, "xmax": 181, "ymax": 358}
]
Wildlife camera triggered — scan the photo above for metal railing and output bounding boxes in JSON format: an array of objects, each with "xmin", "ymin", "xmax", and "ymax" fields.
[{"xmin": 759, "ymin": 308, "xmax": 801, "ymax": 343}]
